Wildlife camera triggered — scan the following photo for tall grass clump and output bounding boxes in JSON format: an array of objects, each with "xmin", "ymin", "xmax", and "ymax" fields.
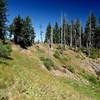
[{"xmin": 40, "ymin": 57, "xmax": 55, "ymax": 70}]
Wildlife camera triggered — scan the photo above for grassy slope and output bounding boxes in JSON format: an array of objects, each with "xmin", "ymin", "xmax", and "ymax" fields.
[{"xmin": 0, "ymin": 44, "xmax": 100, "ymax": 100}]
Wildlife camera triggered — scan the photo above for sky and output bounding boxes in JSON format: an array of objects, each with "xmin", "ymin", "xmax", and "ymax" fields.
[{"xmin": 8, "ymin": 0, "xmax": 100, "ymax": 41}]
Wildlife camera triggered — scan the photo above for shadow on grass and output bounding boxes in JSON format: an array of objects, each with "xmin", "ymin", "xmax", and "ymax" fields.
[{"xmin": 0, "ymin": 57, "xmax": 13, "ymax": 65}]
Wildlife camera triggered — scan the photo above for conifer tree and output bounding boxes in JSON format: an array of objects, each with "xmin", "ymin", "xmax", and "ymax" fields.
[
  {"xmin": 45, "ymin": 23, "xmax": 52, "ymax": 43},
  {"xmin": 53, "ymin": 22, "xmax": 60, "ymax": 43},
  {"xmin": 85, "ymin": 12, "xmax": 96, "ymax": 56},
  {"xmin": 0, "ymin": 0, "xmax": 7, "ymax": 40}
]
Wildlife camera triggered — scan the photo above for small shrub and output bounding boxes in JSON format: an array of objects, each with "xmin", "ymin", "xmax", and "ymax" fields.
[
  {"xmin": 75, "ymin": 55, "xmax": 81, "ymax": 59},
  {"xmin": 63, "ymin": 55, "xmax": 71, "ymax": 61},
  {"xmin": 40, "ymin": 57, "xmax": 54, "ymax": 70},
  {"xmin": 67, "ymin": 65, "xmax": 75, "ymax": 73},
  {"xmin": 80, "ymin": 71, "xmax": 98, "ymax": 85},
  {"xmin": 53, "ymin": 50, "xmax": 61, "ymax": 59},
  {"xmin": 90, "ymin": 48, "xmax": 98, "ymax": 59},
  {"xmin": 69, "ymin": 47, "xmax": 73, "ymax": 50},
  {"xmin": 0, "ymin": 44, "xmax": 12, "ymax": 59},
  {"xmin": 56, "ymin": 45, "xmax": 61, "ymax": 50}
]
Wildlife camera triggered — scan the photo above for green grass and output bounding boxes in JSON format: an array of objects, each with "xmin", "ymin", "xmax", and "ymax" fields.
[
  {"xmin": 53, "ymin": 50, "xmax": 70, "ymax": 65},
  {"xmin": 90, "ymin": 48, "xmax": 99, "ymax": 59},
  {"xmin": 63, "ymin": 79, "xmax": 100, "ymax": 100},
  {"xmin": 79, "ymin": 69, "xmax": 100, "ymax": 86},
  {"xmin": 40, "ymin": 57, "xmax": 55, "ymax": 70},
  {"xmin": 0, "ymin": 45, "xmax": 100, "ymax": 100},
  {"xmin": 67, "ymin": 64, "xmax": 76, "ymax": 73}
]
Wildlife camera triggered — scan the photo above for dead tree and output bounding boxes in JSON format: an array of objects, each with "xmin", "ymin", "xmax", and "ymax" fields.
[
  {"xmin": 63, "ymin": 15, "xmax": 67, "ymax": 49},
  {"xmin": 70, "ymin": 23, "xmax": 73, "ymax": 47},
  {"xmin": 88, "ymin": 12, "xmax": 92, "ymax": 57},
  {"xmin": 48, "ymin": 27, "xmax": 53, "ymax": 56},
  {"xmin": 50, "ymin": 27, "xmax": 53, "ymax": 50},
  {"xmin": 79, "ymin": 21, "xmax": 82, "ymax": 48},
  {"xmin": 40, "ymin": 25, "xmax": 43, "ymax": 43},
  {"xmin": 61, "ymin": 12, "xmax": 63, "ymax": 53}
]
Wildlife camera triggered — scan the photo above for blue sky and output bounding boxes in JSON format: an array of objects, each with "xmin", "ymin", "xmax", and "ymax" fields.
[{"xmin": 8, "ymin": 0, "xmax": 100, "ymax": 41}]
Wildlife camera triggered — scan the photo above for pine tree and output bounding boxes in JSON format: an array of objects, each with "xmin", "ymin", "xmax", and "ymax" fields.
[
  {"xmin": 85, "ymin": 12, "xmax": 96, "ymax": 56},
  {"xmin": 72, "ymin": 20, "xmax": 77, "ymax": 50},
  {"xmin": 9, "ymin": 16, "xmax": 35, "ymax": 48},
  {"xmin": 95, "ymin": 18, "xmax": 100, "ymax": 49},
  {"xmin": 12, "ymin": 15, "xmax": 24, "ymax": 44},
  {"xmin": 23, "ymin": 16, "xmax": 35, "ymax": 46},
  {"xmin": 63, "ymin": 16, "xmax": 68, "ymax": 47},
  {"xmin": 53, "ymin": 22, "xmax": 60, "ymax": 43},
  {"xmin": 75, "ymin": 19, "xmax": 81, "ymax": 48},
  {"xmin": 70, "ymin": 22, "xmax": 73, "ymax": 47},
  {"xmin": 30, "ymin": 26, "xmax": 35, "ymax": 44},
  {"xmin": 85, "ymin": 12, "xmax": 96, "ymax": 47},
  {"xmin": 8, "ymin": 24, "xmax": 14, "ymax": 39},
  {"xmin": 45, "ymin": 23, "xmax": 51, "ymax": 43},
  {"xmin": 0, "ymin": 0, "xmax": 7, "ymax": 40}
]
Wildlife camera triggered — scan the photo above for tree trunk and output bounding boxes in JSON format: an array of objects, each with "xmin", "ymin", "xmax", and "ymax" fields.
[
  {"xmin": 70, "ymin": 24, "xmax": 72, "ymax": 47},
  {"xmin": 50, "ymin": 27, "xmax": 53, "ymax": 50},
  {"xmin": 79, "ymin": 21, "xmax": 82, "ymax": 48}
]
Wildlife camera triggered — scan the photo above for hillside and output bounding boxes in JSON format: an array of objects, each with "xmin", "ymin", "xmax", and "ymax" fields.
[{"xmin": 0, "ymin": 44, "xmax": 100, "ymax": 100}]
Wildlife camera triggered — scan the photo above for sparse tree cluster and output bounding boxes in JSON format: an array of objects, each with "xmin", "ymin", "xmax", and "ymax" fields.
[
  {"xmin": 1, "ymin": 0, "xmax": 100, "ymax": 58},
  {"xmin": 0, "ymin": 0, "xmax": 7, "ymax": 41},
  {"xmin": 45, "ymin": 12, "xmax": 100, "ymax": 56},
  {"xmin": 9, "ymin": 16, "xmax": 35, "ymax": 48}
]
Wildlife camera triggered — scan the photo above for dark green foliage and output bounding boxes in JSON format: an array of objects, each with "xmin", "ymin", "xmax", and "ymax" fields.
[
  {"xmin": 0, "ymin": 44, "xmax": 12, "ymax": 59},
  {"xmin": 95, "ymin": 18, "xmax": 100, "ymax": 49},
  {"xmin": 45, "ymin": 23, "xmax": 51, "ymax": 43},
  {"xmin": 80, "ymin": 70, "xmax": 99, "ymax": 85},
  {"xmin": 85, "ymin": 13, "xmax": 96, "ymax": 48},
  {"xmin": 9, "ymin": 16, "xmax": 35, "ymax": 48},
  {"xmin": 75, "ymin": 19, "xmax": 81, "ymax": 47},
  {"xmin": 90, "ymin": 48, "xmax": 98, "ymax": 59},
  {"xmin": 53, "ymin": 50, "xmax": 61, "ymax": 59},
  {"xmin": 53, "ymin": 22, "xmax": 60, "ymax": 43},
  {"xmin": 40, "ymin": 57, "xmax": 54, "ymax": 70},
  {"xmin": 23, "ymin": 16, "xmax": 35, "ymax": 45},
  {"xmin": 53, "ymin": 50, "xmax": 70, "ymax": 65},
  {"xmin": 67, "ymin": 65, "xmax": 75, "ymax": 73},
  {"xmin": 0, "ymin": 0, "xmax": 7, "ymax": 40},
  {"xmin": 10, "ymin": 15, "xmax": 24, "ymax": 44}
]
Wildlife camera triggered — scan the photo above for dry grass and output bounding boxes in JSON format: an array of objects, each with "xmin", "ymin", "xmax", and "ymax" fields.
[{"xmin": 0, "ymin": 44, "xmax": 99, "ymax": 100}]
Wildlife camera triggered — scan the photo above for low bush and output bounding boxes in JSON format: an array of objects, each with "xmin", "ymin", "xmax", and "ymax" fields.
[
  {"xmin": 40, "ymin": 57, "xmax": 55, "ymax": 70},
  {"xmin": 67, "ymin": 65, "xmax": 75, "ymax": 73},
  {"xmin": 0, "ymin": 44, "xmax": 12, "ymax": 59},
  {"xmin": 80, "ymin": 70, "xmax": 99, "ymax": 85},
  {"xmin": 53, "ymin": 50, "xmax": 61, "ymax": 59},
  {"xmin": 56, "ymin": 45, "xmax": 61, "ymax": 50},
  {"xmin": 90, "ymin": 48, "xmax": 98, "ymax": 59}
]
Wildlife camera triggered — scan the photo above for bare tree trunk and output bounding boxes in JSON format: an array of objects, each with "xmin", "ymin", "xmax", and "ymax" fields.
[
  {"xmin": 61, "ymin": 12, "xmax": 63, "ymax": 53},
  {"xmin": 48, "ymin": 27, "xmax": 53, "ymax": 57},
  {"xmin": 88, "ymin": 12, "xmax": 92, "ymax": 57},
  {"xmin": 64, "ymin": 23, "xmax": 65, "ymax": 48},
  {"xmin": 50, "ymin": 27, "xmax": 53, "ymax": 50},
  {"xmin": 74, "ymin": 29, "xmax": 77, "ymax": 51},
  {"xmin": 40, "ymin": 25, "xmax": 43, "ymax": 43},
  {"xmin": 70, "ymin": 24, "xmax": 72, "ymax": 47},
  {"xmin": 79, "ymin": 21, "xmax": 82, "ymax": 48}
]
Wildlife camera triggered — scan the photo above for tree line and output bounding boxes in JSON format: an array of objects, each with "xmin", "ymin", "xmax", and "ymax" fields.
[
  {"xmin": 45, "ymin": 13, "xmax": 100, "ymax": 56},
  {"xmin": 0, "ymin": 0, "xmax": 35, "ymax": 49},
  {"xmin": 0, "ymin": 0, "xmax": 100, "ymax": 58}
]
